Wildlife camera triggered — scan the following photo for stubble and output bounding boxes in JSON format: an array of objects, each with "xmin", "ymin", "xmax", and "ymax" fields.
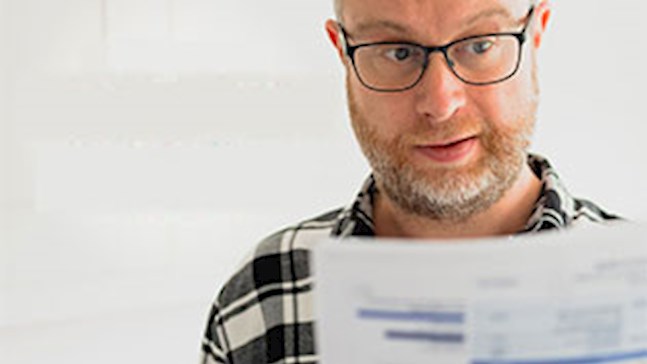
[{"xmin": 347, "ymin": 71, "xmax": 539, "ymax": 223}]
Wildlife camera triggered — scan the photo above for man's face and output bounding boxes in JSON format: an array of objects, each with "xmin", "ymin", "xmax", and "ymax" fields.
[{"xmin": 329, "ymin": 0, "xmax": 547, "ymax": 221}]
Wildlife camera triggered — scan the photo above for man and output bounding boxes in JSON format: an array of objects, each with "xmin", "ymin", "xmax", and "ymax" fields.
[{"xmin": 199, "ymin": 0, "xmax": 618, "ymax": 363}]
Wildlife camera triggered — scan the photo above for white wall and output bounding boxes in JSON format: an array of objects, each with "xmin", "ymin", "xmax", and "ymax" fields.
[
  {"xmin": 1, "ymin": 1, "xmax": 365, "ymax": 362},
  {"xmin": 1, "ymin": 0, "xmax": 646, "ymax": 363},
  {"xmin": 535, "ymin": 0, "xmax": 647, "ymax": 218}
]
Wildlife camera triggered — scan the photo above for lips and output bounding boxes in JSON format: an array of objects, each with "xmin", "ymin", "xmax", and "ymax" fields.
[{"xmin": 416, "ymin": 136, "xmax": 478, "ymax": 163}]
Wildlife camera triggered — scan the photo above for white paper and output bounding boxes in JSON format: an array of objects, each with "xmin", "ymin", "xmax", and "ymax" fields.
[{"xmin": 313, "ymin": 224, "xmax": 647, "ymax": 364}]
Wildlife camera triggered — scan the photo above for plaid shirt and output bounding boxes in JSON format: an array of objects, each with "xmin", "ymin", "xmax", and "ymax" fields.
[{"xmin": 199, "ymin": 154, "xmax": 618, "ymax": 364}]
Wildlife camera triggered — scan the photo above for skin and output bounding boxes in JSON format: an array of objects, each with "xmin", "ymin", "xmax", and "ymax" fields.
[{"xmin": 325, "ymin": 0, "xmax": 552, "ymax": 239}]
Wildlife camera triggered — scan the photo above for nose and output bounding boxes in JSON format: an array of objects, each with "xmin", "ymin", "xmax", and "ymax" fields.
[{"xmin": 414, "ymin": 53, "xmax": 467, "ymax": 124}]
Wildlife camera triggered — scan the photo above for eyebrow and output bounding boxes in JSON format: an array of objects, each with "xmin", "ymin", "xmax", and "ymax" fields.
[{"xmin": 348, "ymin": 7, "xmax": 517, "ymax": 38}]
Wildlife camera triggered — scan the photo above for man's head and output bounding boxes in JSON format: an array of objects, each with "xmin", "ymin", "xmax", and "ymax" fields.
[{"xmin": 326, "ymin": 0, "xmax": 551, "ymax": 222}]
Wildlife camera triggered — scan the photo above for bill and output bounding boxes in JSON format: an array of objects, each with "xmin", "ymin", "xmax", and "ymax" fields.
[{"xmin": 313, "ymin": 224, "xmax": 647, "ymax": 364}]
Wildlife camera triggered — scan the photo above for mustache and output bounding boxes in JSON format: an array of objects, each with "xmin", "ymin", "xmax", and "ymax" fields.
[{"xmin": 399, "ymin": 117, "xmax": 486, "ymax": 146}]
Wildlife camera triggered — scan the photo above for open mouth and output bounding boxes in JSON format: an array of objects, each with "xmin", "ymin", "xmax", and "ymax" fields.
[{"xmin": 417, "ymin": 137, "xmax": 478, "ymax": 163}]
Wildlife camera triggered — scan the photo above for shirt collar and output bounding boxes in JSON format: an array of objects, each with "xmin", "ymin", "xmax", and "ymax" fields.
[
  {"xmin": 332, "ymin": 154, "xmax": 577, "ymax": 238},
  {"xmin": 521, "ymin": 154, "xmax": 578, "ymax": 233}
]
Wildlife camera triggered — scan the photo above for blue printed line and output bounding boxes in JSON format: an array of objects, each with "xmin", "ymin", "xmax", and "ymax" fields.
[
  {"xmin": 472, "ymin": 349, "xmax": 647, "ymax": 364},
  {"xmin": 386, "ymin": 330, "xmax": 464, "ymax": 344},
  {"xmin": 357, "ymin": 308, "xmax": 464, "ymax": 324}
]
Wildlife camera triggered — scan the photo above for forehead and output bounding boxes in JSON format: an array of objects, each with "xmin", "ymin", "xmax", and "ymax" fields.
[{"xmin": 341, "ymin": 0, "xmax": 529, "ymax": 38}]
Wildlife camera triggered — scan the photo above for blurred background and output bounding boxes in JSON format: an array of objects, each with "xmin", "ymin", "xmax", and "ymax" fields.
[{"xmin": 1, "ymin": 0, "xmax": 646, "ymax": 363}]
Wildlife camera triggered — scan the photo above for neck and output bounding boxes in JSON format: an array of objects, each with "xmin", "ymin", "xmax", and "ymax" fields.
[{"xmin": 373, "ymin": 165, "xmax": 542, "ymax": 240}]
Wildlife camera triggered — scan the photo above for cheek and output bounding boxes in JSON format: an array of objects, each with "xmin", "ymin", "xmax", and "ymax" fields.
[
  {"xmin": 471, "ymin": 73, "xmax": 534, "ymax": 126},
  {"xmin": 349, "ymin": 80, "xmax": 419, "ymax": 136}
]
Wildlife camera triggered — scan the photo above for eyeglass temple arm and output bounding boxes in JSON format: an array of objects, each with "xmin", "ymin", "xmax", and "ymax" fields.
[{"xmin": 336, "ymin": 23, "xmax": 355, "ymax": 58}]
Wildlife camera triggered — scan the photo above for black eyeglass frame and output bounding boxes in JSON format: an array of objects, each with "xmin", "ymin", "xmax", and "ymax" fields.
[{"xmin": 338, "ymin": 5, "xmax": 536, "ymax": 92}]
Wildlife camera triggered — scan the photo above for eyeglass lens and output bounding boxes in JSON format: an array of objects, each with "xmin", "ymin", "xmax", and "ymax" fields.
[{"xmin": 351, "ymin": 34, "xmax": 522, "ymax": 91}]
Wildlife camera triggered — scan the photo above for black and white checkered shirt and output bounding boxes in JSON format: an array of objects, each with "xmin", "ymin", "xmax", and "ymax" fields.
[{"xmin": 199, "ymin": 154, "xmax": 619, "ymax": 364}]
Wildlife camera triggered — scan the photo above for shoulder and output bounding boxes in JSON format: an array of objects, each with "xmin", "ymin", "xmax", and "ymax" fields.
[
  {"xmin": 201, "ymin": 207, "xmax": 344, "ymax": 363},
  {"xmin": 526, "ymin": 192, "xmax": 621, "ymax": 232},
  {"xmin": 571, "ymin": 197, "xmax": 621, "ymax": 225},
  {"xmin": 525, "ymin": 154, "xmax": 622, "ymax": 232},
  {"xmin": 218, "ymin": 207, "xmax": 343, "ymax": 306}
]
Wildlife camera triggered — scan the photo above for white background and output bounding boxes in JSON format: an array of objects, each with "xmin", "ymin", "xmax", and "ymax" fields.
[{"xmin": 1, "ymin": 0, "xmax": 646, "ymax": 363}]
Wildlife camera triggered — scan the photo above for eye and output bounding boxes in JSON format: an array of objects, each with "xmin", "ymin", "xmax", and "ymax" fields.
[
  {"xmin": 391, "ymin": 47, "xmax": 411, "ymax": 61},
  {"xmin": 384, "ymin": 45, "xmax": 420, "ymax": 62},
  {"xmin": 465, "ymin": 39, "xmax": 495, "ymax": 55}
]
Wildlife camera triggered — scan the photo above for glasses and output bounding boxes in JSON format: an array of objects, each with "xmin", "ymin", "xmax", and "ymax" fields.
[{"xmin": 339, "ymin": 6, "xmax": 535, "ymax": 92}]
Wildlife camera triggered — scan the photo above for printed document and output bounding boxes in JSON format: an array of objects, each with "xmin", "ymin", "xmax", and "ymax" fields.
[{"xmin": 313, "ymin": 224, "xmax": 647, "ymax": 364}]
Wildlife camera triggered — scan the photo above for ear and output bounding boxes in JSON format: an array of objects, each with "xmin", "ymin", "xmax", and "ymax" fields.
[
  {"xmin": 532, "ymin": 0, "xmax": 552, "ymax": 48},
  {"xmin": 325, "ymin": 19, "xmax": 347, "ymax": 62}
]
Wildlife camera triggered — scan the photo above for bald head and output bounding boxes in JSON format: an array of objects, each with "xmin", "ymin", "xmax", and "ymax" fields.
[{"xmin": 333, "ymin": 0, "xmax": 539, "ymax": 21}]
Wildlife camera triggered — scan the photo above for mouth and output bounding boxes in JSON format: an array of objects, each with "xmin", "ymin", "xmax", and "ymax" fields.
[{"xmin": 416, "ymin": 136, "xmax": 478, "ymax": 164}]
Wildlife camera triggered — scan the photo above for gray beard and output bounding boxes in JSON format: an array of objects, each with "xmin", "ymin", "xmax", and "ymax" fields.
[
  {"xmin": 370, "ymin": 146, "xmax": 527, "ymax": 222},
  {"xmin": 347, "ymin": 61, "xmax": 539, "ymax": 223}
]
